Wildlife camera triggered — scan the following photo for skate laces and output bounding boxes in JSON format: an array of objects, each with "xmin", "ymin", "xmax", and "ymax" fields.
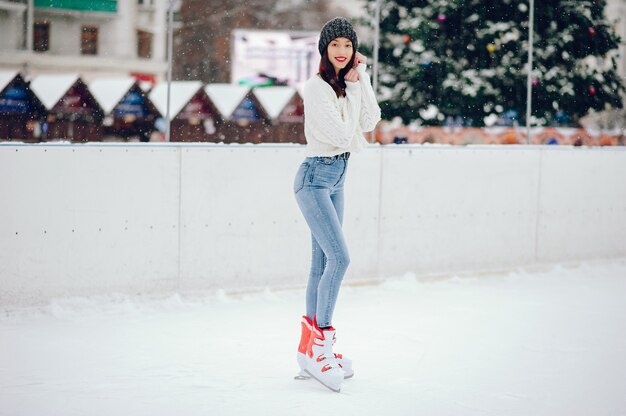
[
  {"xmin": 326, "ymin": 332, "xmax": 344, "ymax": 359},
  {"xmin": 312, "ymin": 331, "xmax": 340, "ymax": 370},
  {"xmin": 307, "ymin": 327, "xmax": 344, "ymax": 361}
]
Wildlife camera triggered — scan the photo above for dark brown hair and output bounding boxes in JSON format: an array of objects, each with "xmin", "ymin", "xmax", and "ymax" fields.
[{"xmin": 318, "ymin": 47, "xmax": 356, "ymax": 98}]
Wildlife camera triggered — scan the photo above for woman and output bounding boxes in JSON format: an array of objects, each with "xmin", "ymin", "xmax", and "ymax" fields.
[{"xmin": 293, "ymin": 16, "xmax": 381, "ymax": 392}]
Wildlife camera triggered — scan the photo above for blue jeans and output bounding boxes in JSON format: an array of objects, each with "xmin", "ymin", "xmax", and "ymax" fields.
[{"xmin": 293, "ymin": 156, "xmax": 350, "ymax": 328}]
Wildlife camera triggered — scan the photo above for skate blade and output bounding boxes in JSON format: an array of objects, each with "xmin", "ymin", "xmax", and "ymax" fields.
[
  {"xmin": 304, "ymin": 369, "xmax": 341, "ymax": 393},
  {"xmin": 294, "ymin": 369, "xmax": 310, "ymax": 380},
  {"xmin": 296, "ymin": 371, "xmax": 353, "ymax": 380}
]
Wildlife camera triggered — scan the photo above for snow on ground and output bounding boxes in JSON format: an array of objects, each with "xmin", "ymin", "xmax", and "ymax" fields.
[{"xmin": 2, "ymin": 260, "xmax": 626, "ymax": 416}]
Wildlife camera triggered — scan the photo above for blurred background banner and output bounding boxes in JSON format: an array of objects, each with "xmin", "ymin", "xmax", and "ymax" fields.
[{"xmin": 231, "ymin": 29, "xmax": 319, "ymax": 87}]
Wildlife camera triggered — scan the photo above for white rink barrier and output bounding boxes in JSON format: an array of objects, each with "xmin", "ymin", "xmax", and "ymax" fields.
[{"xmin": 1, "ymin": 143, "xmax": 625, "ymax": 306}]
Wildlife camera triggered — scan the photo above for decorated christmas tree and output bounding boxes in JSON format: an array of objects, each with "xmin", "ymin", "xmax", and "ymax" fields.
[{"xmin": 361, "ymin": 0, "xmax": 625, "ymax": 127}]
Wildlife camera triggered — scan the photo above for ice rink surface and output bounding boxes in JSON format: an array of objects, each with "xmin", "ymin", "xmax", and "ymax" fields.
[{"xmin": 2, "ymin": 260, "xmax": 626, "ymax": 416}]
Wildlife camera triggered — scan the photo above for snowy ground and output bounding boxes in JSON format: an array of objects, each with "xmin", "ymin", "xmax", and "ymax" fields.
[{"xmin": 2, "ymin": 260, "xmax": 626, "ymax": 416}]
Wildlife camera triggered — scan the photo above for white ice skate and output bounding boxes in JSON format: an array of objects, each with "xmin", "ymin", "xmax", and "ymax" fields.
[
  {"xmin": 296, "ymin": 315, "xmax": 353, "ymax": 380},
  {"xmin": 301, "ymin": 318, "xmax": 344, "ymax": 392}
]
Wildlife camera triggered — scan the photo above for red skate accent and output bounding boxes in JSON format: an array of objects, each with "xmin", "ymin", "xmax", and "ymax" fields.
[
  {"xmin": 298, "ymin": 316, "xmax": 312, "ymax": 355},
  {"xmin": 306, "ymin": 316, "xmax": 326, "ymax": 358}
]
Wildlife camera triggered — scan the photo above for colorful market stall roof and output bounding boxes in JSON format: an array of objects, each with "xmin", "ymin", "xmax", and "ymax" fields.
[
  {"xmin": 91, "ymin": 77, "xmax": 159, "ymax": 119},
  {"xmin": 0, "ymin": 71, "xmax": 20, "ymax": 93},
  {"xmin": 0, "ymin": 71, "xmax": 25, "ymax": 114},
  {"xmin": 294, "ymin": 82, "xmax": 305, "ymax": 100},
  {"xmin": 0, "ymin": 71, "xmax": 46, "ymax": 116},
  {"xmin": 149, "ymin": 81, "xmax": 204, "ymax": 119},
  {"xmin": 89, "ymin": 78, "xmax": 137, "ymax": 115},
  {"xmin": 252, "ymin": 86, "xmax": 297, "ymax": 120},
  {"xmin": 279, "ymin": 94, "xmax": 304, "ymax": 124},
  {"xmin": 30, "ymin": 74, "xmax": 81, "ymax": 110},
  {"xmin": 231, "ymin": 95, "xmax": 266, "ymax": 122},
  {"xmin": 204, "ymin": 84, "xmax": 250, "ymax": 119},
  {"xmin": 30, "ymin": 74, "xmax": 102, "ymax": 116}
]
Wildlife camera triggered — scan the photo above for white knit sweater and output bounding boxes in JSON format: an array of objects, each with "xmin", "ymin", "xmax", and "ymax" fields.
[{"xmin": 303, "ymin": 63, "xmax": 381, "ymax": 157}]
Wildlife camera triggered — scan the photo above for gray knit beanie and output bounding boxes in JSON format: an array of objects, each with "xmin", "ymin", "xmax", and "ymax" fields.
[{"xmin": 318, "ymin": 17, "xmax": 358, "ymax": 56}]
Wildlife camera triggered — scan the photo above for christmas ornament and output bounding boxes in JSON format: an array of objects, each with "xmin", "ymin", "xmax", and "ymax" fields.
[
  {"xmin": 589, "ymin": 86, "xmax": 597, "ymax": 95},
  {"xmin": 588, "ymin": 27, "xmax": 596, "ymax": 36},
  {"xmin": 487, "ymin": 43, "xmax": 496, "ymax": 54},
  {"xmin": 402, "ymin": 34, "xmax": 410, "ymax": 43},
  {"xmin": 532, "ymin": 79, "xmax": 539, "ymax": 86},
  {"xmin": 437, "ymin": 14, "xmax": 446, "ymax": 23}
]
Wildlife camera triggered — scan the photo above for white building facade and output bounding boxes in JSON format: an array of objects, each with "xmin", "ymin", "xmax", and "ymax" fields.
[{"xmin": 0, "ymin": 0, "xmax": 173, "ymax": 84}]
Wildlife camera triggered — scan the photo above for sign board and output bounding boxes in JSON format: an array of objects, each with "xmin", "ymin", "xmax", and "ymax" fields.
[
  {"xmin": 34, "ymin": 0, "xmax": 117, "ymax": 12},
  {"xmin": 231, "ymin": 29, "xmax": 319, "ymax": 87}
]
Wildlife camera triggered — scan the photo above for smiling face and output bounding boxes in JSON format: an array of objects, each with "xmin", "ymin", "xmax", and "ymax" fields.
[{"xmin": 326, "ymin": 37, "xmax": 354, "ymax": 75}]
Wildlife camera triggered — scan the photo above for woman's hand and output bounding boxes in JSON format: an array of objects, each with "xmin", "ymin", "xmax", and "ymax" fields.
[
  {"xmin": 344, "ymin": 68, "xmax": 360, "ymax": 83},
  {"xmin": 354, "ymin": 51, "xmax": 367, "ymax": 67}
]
